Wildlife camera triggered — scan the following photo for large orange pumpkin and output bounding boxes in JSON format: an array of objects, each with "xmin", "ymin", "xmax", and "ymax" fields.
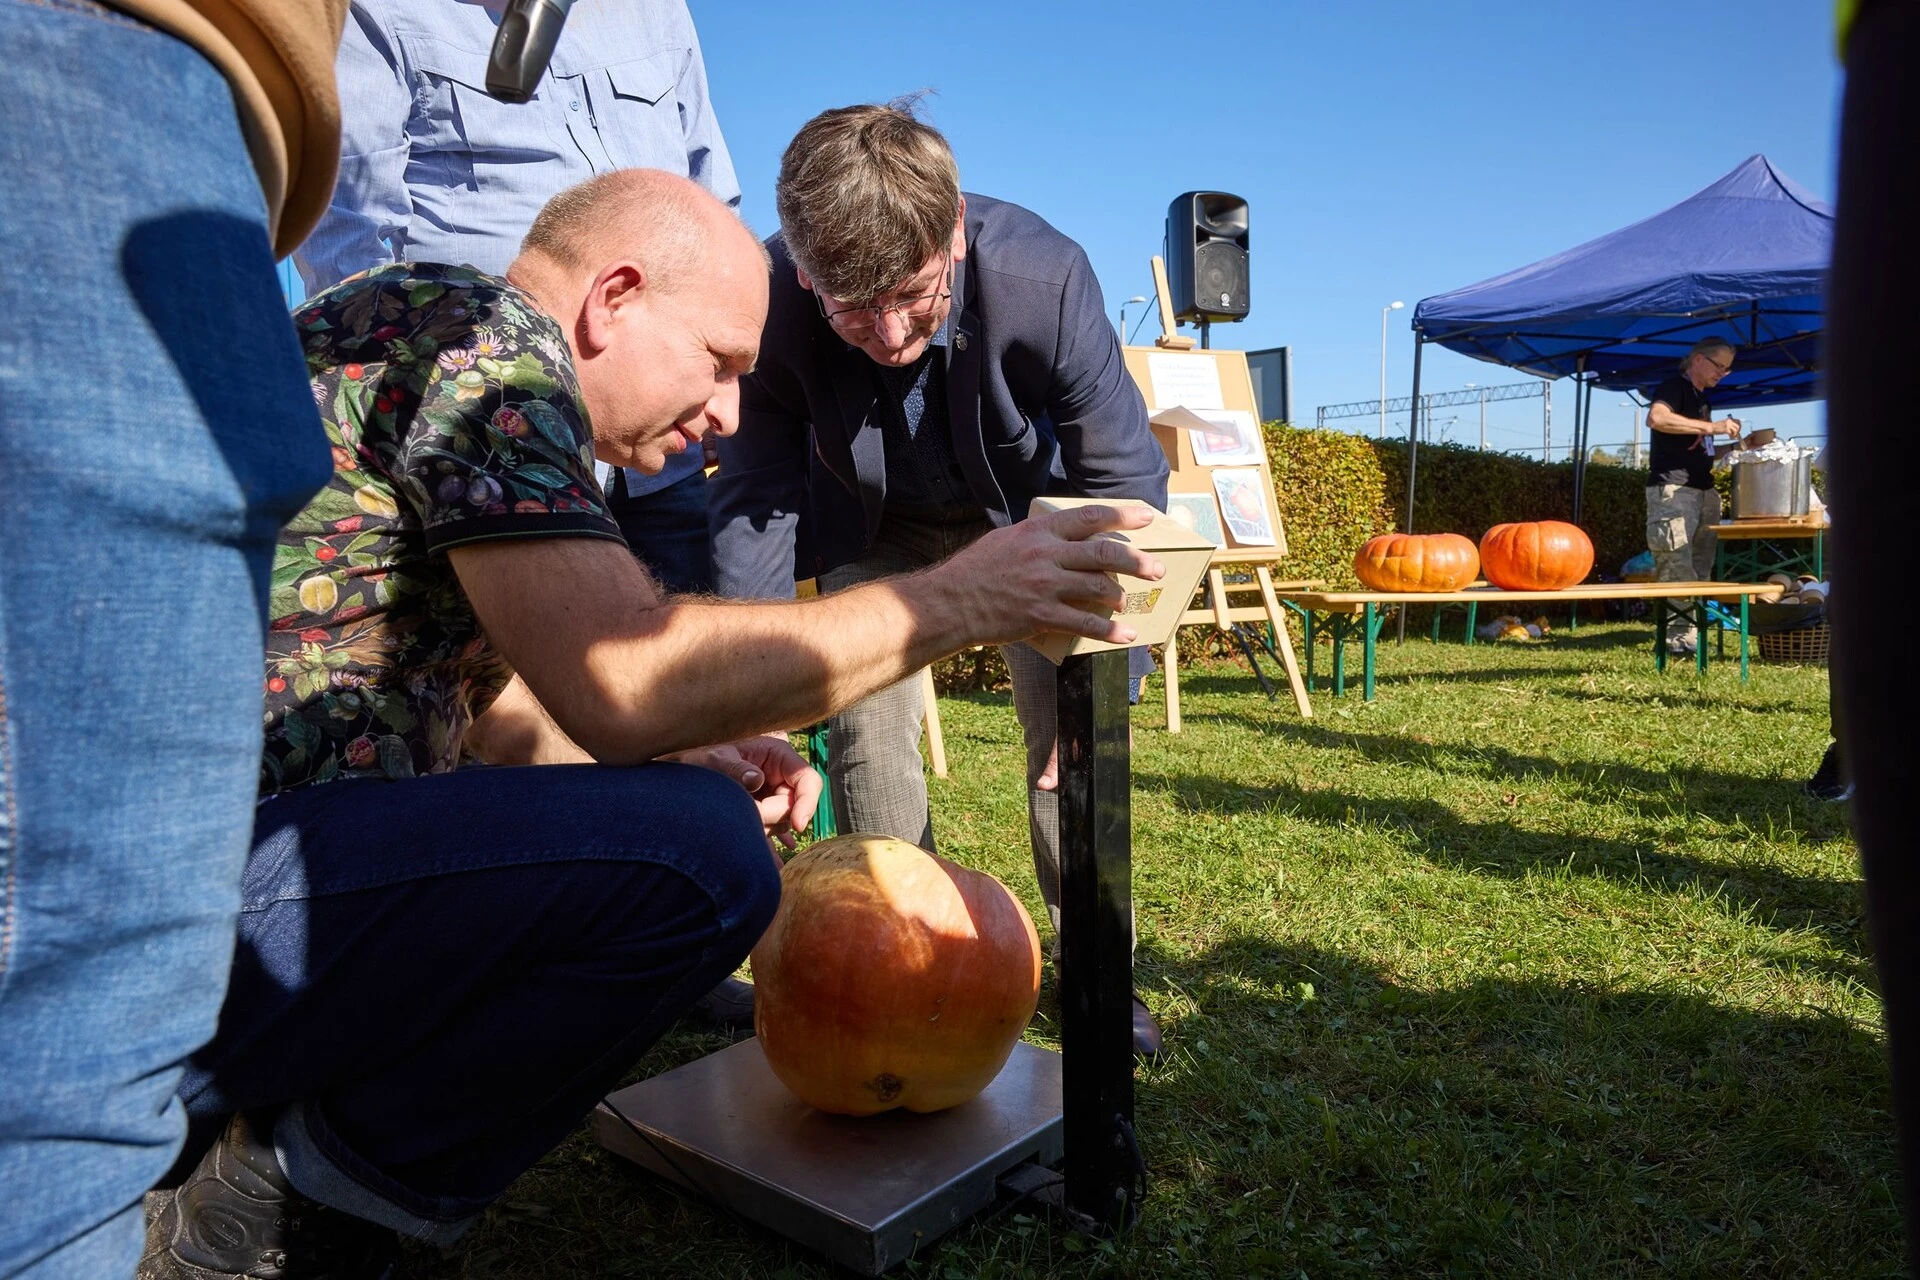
[
  {"xmin": 751, "ymin": 835, "xmax": 1042, "ymax": 1116},
  {"xmin": 1352, "ymin": 532, "xmax": 1481, "ymax": 592},
  {"xmin": 1478, "ymin": 521, "xmax": 1594, "ymax": 590}
]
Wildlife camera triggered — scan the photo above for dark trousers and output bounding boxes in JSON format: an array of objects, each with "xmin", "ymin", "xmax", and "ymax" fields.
[
  {"xmin": 1830, "ymin": 0, "xmax": 1920, "ymax": 1260},
  {"xmin": 609, "ymin": 468, "xmax": 714, "ymax": 595},
  {"xmin": 173, "ymin": 764, "xmax": 779, "ymax": 1240}
]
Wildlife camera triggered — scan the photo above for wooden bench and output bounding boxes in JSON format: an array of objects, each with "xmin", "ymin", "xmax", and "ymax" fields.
[{"xmin": 1271, "ymin": 581, "xmax": 1787, "ymax": 701}]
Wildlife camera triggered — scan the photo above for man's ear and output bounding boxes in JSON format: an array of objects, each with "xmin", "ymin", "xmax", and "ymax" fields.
[
  {"xmin": 794, "ymin": 265, "xmax": 814, "ymax": 293},
  {"xmin": 580, "ymin": 261, "xmax": 646, "ymax": 356},
  {"xmin": 950, "ymin": 195, "xmax": 968, "ymax": 263}
]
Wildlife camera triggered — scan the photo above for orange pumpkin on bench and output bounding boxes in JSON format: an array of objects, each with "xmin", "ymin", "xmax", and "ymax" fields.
[
  {"xmin": 1352, "ymin": 532, "xmax": 1481, "ymax": 593},
  {"xmin": 1478, "ymin": 521, "xmax": 1594, "ymax": 590}
]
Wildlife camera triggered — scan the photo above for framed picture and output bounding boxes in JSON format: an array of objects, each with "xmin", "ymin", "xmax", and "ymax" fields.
[
  {"xmin": 1211, "ymin": 468, "xmax": 1276, "ymax": 546},
  {"xmin": 1187, "ymin": 409, "xmax": 1263, "ymax": 466},
  {"xmin": 1166, "ymin": 492, "xmax": 1226, "ymax": 548}
]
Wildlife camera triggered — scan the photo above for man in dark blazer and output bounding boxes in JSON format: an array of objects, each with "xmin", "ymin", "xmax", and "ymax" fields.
[{"xmin": 709, "ymin": 103, "xmax": 1169, "ymax": 1056}]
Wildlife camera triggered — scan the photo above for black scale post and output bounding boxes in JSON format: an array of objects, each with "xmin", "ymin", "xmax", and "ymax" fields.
[{"xmin": 1053, "ymin": 649, "xmax": 1144, "ymax": 1231}]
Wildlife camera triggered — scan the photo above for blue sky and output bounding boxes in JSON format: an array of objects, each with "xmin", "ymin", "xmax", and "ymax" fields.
[{"xmin": 696, "ymin": 0, "xmax": 1840, "ymax": 457}]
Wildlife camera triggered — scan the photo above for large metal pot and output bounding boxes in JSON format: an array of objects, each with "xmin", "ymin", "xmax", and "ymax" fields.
[
  {"xmin": 1791, "ymin": 449, "xmax": 1813, "ymax": 517},
  {"xmin": 1730, "ymin": 453, "xmax": 1810, "ymax": 519}
]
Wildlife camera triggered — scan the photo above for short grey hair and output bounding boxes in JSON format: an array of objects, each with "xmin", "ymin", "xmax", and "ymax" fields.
[
  {"xmin": 1684, "ymin": 337, "xmax": 1736, "ymax": 367},
  {"xmin": 775, "ymin": 98, "xmax": 960, "ymax": 302}
]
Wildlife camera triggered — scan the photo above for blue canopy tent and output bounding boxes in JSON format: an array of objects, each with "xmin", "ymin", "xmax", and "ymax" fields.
[{"xmin": 1404, "ymin": 155, "xmax": 1831, "ymax": 525}]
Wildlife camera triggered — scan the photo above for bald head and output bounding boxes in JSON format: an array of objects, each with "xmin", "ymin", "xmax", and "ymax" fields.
[
  {"xmin": 506, "ymin": 169, "xmax": 771, "ymax": 477},
  {"xmin": 515, "ymin": 168, "xmax": 766, "ymax": 295}
]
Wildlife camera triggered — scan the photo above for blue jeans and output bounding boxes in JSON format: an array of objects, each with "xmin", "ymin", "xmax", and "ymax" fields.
[
  {"xmin": 608, "ymin": 468, "xmax": 715, "ymax": 594},
  {"xmin": 0, "ymin": 4, "xmax": 332, "ymax": 1277},
  {"xmin": 171, "ymin": 764, "xmax": 779, "ymax": 1242}
]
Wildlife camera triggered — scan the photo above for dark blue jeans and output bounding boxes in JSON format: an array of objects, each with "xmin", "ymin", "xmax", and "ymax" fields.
[
  {"xmin": 609, "ymin": 468, "xmax": 714, "ymax": 594},
  {"xmin": 174, "ymin": 763, "xmax": 780, "ymax": 1242}
]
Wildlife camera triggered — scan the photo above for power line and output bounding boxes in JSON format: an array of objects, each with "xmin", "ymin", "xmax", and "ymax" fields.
[{"xmin": 1316, "ymin": 379, "xmax": 1547, "ymax": 427}]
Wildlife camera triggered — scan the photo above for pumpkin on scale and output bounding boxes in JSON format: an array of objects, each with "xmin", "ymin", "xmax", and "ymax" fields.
[
  {"xmin": 1479, "ymin": 521, "xmax": 1595, "ymax": 590},
  {"xmin": 1352, "ymin": 532, "xmax": 1481, "ymax": 593},
  {"xmin": 751, "ymin": 835, "xmax": 1042, "ymax": 1117}
]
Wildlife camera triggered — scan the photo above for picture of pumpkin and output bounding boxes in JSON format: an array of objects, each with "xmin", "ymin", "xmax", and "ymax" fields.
[
  {"xmin": 1478, "ymin": 521, "xmax": 1594, "ymax": 590},
  {"xmin": 1352, "ymin": 532, "xmax": 1481, "ymax": 593},
  {"xmin": 751, "ymin": 835, "xmax": 1043, "ymax": 1117}
]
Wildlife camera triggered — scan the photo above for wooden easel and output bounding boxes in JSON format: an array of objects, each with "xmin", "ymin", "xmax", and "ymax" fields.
[{"xmin": 1125, "ymin": 258, "xmax": 1312, "ymax": 729}]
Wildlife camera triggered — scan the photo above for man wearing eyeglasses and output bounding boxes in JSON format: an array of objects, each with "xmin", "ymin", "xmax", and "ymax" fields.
[
  {"xmin": 710, "ymin": 101, "xmax": 1170, "ymax": 1058},
  {"xmin": 1645, "ymin": 338, "xmax": 1758, "ymax": 654}
]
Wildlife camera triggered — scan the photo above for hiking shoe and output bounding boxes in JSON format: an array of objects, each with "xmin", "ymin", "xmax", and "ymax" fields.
[
  {"xmin": 139, "ymin": 1112, "xmax": 398, "ymax": 1280},
  {"xmin": 678, "ymin": 975, "xmax": 756, "ymax": 1036}
]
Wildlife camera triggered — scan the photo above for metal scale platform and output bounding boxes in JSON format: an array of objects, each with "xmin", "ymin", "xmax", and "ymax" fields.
[{"xmin": 593, "ymin": 652, "xmax": 1142, "ymax": 1273}]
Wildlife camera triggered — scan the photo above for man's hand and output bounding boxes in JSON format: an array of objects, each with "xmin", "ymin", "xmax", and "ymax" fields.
[
  {"xmin": 666, "ymin": 735, "xmax": 821, "ymax": 849},
  {"xmin": 1719, "ymin": 417, "xmax": 1744, "ymax": 439},
  {"xmin": 934, "ymin": 504, "xmax": 1165, "ymax": 648}
]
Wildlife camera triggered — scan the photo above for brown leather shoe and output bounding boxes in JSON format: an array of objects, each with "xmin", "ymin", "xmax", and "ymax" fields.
[{"xmin": 1132, "ymin": 993, "xmax": 1166, "ymax": 1063}]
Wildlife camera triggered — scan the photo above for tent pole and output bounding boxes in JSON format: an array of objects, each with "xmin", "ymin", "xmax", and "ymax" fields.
[
  {"xmin": 1397, "ymin": 333, "xmax": 1424, "ymax": 645},
  {"xmin": 1571, "ymin": 355, "xmax": 1587, "ymax": 523},
  {"xmin": 1577, "ymin": 376, "xmax": 1594, "ymax": 523}
]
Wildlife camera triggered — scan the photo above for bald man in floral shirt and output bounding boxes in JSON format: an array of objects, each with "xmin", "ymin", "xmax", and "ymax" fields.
[{"xmin": 141, "ymin": 171, "xmax": 1162, "ymax": 1278}]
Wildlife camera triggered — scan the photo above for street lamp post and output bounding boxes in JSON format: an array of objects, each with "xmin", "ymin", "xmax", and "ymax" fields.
[
  {"xmin": 1466, "ymin": 382, "xmax": 1486, "ymax": 450},
  {"xmin": 1379, "ymin": 301, "xmax": 1404, "ymax": 437},
  {"xmin": 1622, "ymin": 400, "xmax": 1640, "ymax": 468},
  {"xmin": 1117, "ymin": 295, "xmax": 1149, "ymax": 343}
]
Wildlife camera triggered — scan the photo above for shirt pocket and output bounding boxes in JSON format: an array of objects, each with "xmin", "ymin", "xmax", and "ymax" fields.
[
  {"xmin": 398, "ymin": 32, "xmax": 563, "ymax": 190},
  {"xmin": 588, "ymin": 49, "xmax": 691, "ymax": 170}
]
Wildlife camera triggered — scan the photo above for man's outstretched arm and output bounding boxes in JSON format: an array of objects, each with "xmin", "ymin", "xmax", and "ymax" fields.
[{"xmin": 449, "ymin": 503, "xmax": 1162, "ymax": 766}]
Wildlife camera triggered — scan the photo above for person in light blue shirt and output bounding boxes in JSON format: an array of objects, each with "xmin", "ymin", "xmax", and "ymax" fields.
[{"xmin": 296, "ymin": 0, "xmax": 739, "ymax": 596}]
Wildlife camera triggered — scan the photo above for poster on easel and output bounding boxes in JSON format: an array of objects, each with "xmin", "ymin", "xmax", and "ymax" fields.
[{"xmin": 1122, "ymin": 344, "xmax": 1287, "ymax": 559}]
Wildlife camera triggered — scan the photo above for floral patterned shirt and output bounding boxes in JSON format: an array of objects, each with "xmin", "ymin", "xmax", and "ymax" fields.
[{"xmin": 261, "ymin": 264, "xmax": 623, "ymax": 795}]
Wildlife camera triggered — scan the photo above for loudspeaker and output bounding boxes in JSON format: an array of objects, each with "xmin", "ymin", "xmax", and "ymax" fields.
[{"xmin": 1164, "ymin": 191, "xmax": 1249, "ymax": 323}]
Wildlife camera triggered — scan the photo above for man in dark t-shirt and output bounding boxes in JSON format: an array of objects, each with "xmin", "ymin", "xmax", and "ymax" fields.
[{"xmin": 1643, "ymin": 339, "xmax": 1747, "ymax": 652}]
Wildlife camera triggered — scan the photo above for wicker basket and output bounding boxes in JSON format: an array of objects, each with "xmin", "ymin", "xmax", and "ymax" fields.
[{"xmin": 1757, "ymin": 622, "xmax": 1830, "ymax": 664}]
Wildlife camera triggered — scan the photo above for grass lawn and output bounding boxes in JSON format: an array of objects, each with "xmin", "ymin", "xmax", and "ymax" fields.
[{"xmin": 400, "ymin": 623, "xmax": 1896, "ymax": 1278}]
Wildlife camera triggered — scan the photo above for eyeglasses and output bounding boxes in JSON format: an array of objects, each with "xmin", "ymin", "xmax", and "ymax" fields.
[{"xmin": 815, "ymin": 254, "xmax": 953, "ymax": 334}]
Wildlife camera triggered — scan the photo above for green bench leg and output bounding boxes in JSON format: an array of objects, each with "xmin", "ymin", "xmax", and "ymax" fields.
[
  {"xmin": 1363, "ymin": 602, "xmax": 1378, "ymax": 702},
  {"xmin": 1465, "ymin": 600, "xmax": 1478, "ymax": 646},
  {"xmin": 1304, "ymin": 611, "xmax": 1316, "ymax": 689},
  {"xmin": 1331, "ymin": 615, "xmax": 1347, "ymax": 697},
  {"xmin": 1740, "ymin": 594, "xmax": 1751, "ymax": 682},
  {"xmin": 1654, "ymin": 599, "xmax": 1668, "ymax": 672}
]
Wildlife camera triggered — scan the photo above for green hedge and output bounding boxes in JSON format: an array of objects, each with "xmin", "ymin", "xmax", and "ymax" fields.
[{"xmin": 930, "ymin": 424, "xmax": 1656, "ymax": 693}]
